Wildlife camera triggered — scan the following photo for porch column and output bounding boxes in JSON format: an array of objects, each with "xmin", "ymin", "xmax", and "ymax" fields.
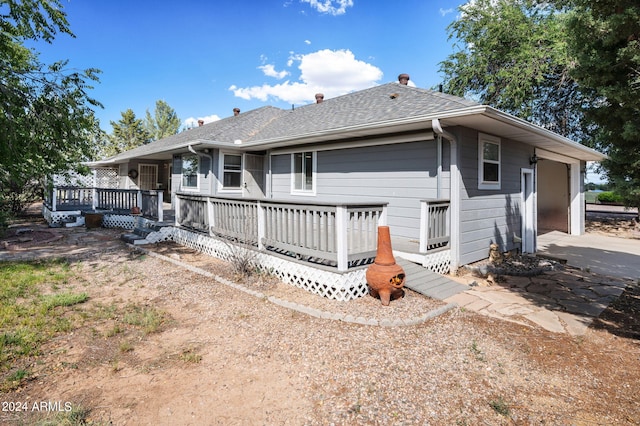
[
  {"xmin": 136, "ymin": 190, "xmax": 143, "ymax": 210},
  {"xmin": 570, "ymin": 162, "xmax": 584, "ymax": 235},
  {"xmin": 335, "ymin": 205, "xmax": 349, "ymax": 271},
  {"xmin": 157, "ymin": 191, "xmax": 164, "ymax": 222}
]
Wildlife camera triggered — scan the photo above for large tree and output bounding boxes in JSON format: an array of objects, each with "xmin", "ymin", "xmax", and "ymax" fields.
[
  {"xmin": 103, "ymin": 109, "xmax": 151, "ymax": 157},
  {"xmin": 564, "ymin": 0, "xmax": 640, "ymax": 212},
  {"xmin": 439, "ymin": 0, "xmax": 590, "ymax": 142},
  {"xmin": 145, "ymin": 99, "xmax": 180, "ymax": 141},
  {"xmin": 0, "ymin": 0, "xmax": 102, "ymax": 217}
]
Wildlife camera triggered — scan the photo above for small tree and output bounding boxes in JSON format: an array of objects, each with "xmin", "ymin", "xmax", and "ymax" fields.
[
  {"xmin": 145, "ymin": 100, "xmax": 181, "ymax": 142},
  {"xmin": 0, "ymin": 0, "xmax": 102, "ymax": 225},
  {"xmin": 102, "ymin": 109, "xmax": 151, "ymax": 157}
]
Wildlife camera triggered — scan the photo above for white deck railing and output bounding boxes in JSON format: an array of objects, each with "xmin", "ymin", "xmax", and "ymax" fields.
[
  {"xmin": 419, "ymin": 199, "xmax": 450, "ymax": 252},
  {"xmin": 44, "ymin": 186, "xmax": 163, "ymax": 221},
  {"xmin": 175, "ymin": 194, "xmax": 388, "ymax": 272}
]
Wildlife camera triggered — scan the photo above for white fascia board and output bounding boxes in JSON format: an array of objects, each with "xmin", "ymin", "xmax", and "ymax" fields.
[{"xmin": 481, "ymin": 107, "xmax": 607, "ymax": 162}]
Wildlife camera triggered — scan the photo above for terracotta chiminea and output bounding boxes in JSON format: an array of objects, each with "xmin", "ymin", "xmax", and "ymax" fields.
[{"xmin": 366, "ymin": 226, "xmax": 406, "ymax": 306}]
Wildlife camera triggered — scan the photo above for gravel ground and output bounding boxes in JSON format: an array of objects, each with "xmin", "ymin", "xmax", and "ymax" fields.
[
  {"xmin": 130, "ymin": 243, "xmax": 640, "ymax": 424},
  {"xmin": 2, "ymin": 220, "xmax": 640, "ymax": 424}
]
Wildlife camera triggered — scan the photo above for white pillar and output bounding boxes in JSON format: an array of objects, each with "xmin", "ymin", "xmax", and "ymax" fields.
[
  {"xmin": 570, "ymin": 162, "xmax": 584, "ymax": 235},
  {"xmin": 335, "ymin": 205, "xmax": 349, "ymax": 271},
  {"xmin": 157, "ymin": 191, "xmax": 164, "ymax": 222},
  {"xmin": 257, "ymin": 201, "xmax": 265, "ymax": 250}
]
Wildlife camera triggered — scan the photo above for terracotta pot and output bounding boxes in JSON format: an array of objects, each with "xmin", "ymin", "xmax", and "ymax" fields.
[
  {"xmin": 366, "ymin": 226, "xmax": 406, "ymax": 306},
  {"xmin": 131, "ymin": 206, "xmax": 141, "ymax": 215}
]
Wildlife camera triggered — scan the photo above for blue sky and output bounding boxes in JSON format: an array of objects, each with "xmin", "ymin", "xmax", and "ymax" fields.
[
  {"xmin": 29, "ymin": 0, "xmax": 605, "ymax": 182},
  {"xmin": 31, "ymin": 0, "xmax": 465, "ymax": 129}
]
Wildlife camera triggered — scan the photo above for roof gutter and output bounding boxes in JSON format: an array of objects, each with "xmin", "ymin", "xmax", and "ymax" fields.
[
  {"xmin": 432, "ymin": 118, "xmax": 460, "ymax": 271},
  {"xmin": 481, "ymin": 107, "xmax": 607, "ymax": 161}
]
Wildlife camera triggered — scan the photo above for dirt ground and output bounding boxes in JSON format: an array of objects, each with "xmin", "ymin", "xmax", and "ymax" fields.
[{"xmin": 1, "ymin": 212, "xmax": 639, "ymax": 425}]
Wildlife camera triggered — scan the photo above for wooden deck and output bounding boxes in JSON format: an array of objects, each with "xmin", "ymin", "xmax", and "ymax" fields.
[{"xmin": 396, "ymin": 258, "xmax": 468, "ymax": 300}]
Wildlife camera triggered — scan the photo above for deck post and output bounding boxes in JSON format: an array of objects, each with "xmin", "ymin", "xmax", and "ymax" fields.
[
  {"xmin": 136, "ymin": 190, "xmax": 143, "ymax": 210},
  {"xmin": 419, "ymin": 200, "xmax": 428, "ymax": 253},
  {"xmin": 206, "ymin": 197, "xmax": 215, "ymax": 235},
  {"xmin": 174, "ymin": 195, "xmax": 181, "ymax": 227},
  {"xmin": 257, "ymin": 201, "xmax": 265, "ymax": 250},
  {"xmin": 51, "ymin": 187, "xmax": 57, "ymax": 212},
  {"xmin": 157, "ymin": 191, "xmax": 164, "ymax": 222},
  {"xmin": 92, "ymin": 188, "xmax": 98, "ymax": 210},
  {"xmin": 379, "ymin": 204, "xmax": 388, "ymax": 226},
  {"xmin": 335, "ymin": 205, "xmax": 348, "ymax": 271}
]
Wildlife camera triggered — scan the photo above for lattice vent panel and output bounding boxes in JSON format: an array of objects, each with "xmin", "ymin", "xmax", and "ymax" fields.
[
  {"xmin": 145, "ymin": 227, "xmax": 176, "ymax": 244},
  {"xmin": 171, "ymin": 227, "xmax": 368, "ymax": 301},
  {"xmin": 95, "ymin": 168, "xmax": 119, "ymax": 188},
  {"xmin": 52, "ymin": 171, "xmax": 94, "ymax": 187},
  {"xmin": 423, "ymin": 250, "xmax": 451, "ymax": 275},
  {"xmin": 43, "ymin": 208, "xmax": 81, "ymax": 226},
  {"xmin": 102, "ymin": 214, "xmax": 135, "ymax": 229}
]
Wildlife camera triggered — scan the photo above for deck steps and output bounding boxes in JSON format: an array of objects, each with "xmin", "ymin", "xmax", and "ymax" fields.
[
  {"xmin": 121, "ymin": 219, "xmax": 172, "ymax": 245},
  {"xmin": 396, "ymin": 258, "xmax": 468, "ymax": 300}
]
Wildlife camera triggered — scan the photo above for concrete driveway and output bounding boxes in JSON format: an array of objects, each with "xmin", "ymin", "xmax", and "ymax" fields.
[{"xmin": 537, "ymin": 231, "xmax": 640, "ymax": 281}]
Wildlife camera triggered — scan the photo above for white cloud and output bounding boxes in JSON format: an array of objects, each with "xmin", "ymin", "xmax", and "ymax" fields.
[
  {"xmin": 439, "ymin": 7, "xmax": 453, "ymax": 16},
  {"xmin": 301, "ymin": 0, "xmax": 354, "ymax": 16},
  {"xmin": 183, "ymin": 114, "xmax": 220, "ymax": 128},
  {"xmin": 304, "ymin": 39, "xmax": 311, "ymax": 45},
  {"xmin": 258, "ymin": 64, "xmax": 289, "ymax": 79},
  {"xmin": 229, "ymin": 48, "xmax": 383, "ymax": 105}
]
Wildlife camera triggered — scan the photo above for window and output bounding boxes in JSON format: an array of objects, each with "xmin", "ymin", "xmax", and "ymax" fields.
[
  {"xmin": 292, "ymin": 151, "xmax": 315, "ymax": 194},
  {"xmin": 478, "ymin": 133, "xmax": 501, "ymax": 190},
  {"xmin": 182, "ymin": 154, "xmax": 198, "ymax": 189},
  {"xmin": 222, "ymin": 154, "xmax": 242, "ymax": 189}
]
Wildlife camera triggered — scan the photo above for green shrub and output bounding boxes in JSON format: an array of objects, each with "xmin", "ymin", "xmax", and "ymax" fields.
[{"xmin": 596, "ymin": 191, "xmax": 623, "ymax": 204}]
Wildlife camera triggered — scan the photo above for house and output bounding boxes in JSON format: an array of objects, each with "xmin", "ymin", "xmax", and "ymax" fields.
[{"xmin": 44, "ymin": 77, "xmax": 606, "ymax": 300}]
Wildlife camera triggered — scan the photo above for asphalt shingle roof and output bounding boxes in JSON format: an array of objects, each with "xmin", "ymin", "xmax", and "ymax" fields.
[
  {"xmin": 251, "ymin": 83, "xmax": 479, "ymax": 141},
  {"xmin": 101, "ymin": 83, "xmax": 479, "ymax": 163}
]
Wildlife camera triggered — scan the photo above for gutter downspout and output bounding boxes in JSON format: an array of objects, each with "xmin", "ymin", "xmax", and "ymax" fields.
[
  {"xmin": 436, "ymin": 135, "xmax": 442, "ymax": 199},
  {"xmin": 432, "ymin": 119, "xmax": 460, "ymax": 271}
]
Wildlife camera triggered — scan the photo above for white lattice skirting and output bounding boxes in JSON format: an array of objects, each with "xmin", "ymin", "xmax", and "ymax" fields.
[
  {"xmin": 102, "ymin": 214, "xmax": 136, "ymax": 229},
  {"xmin": 171, "ymin": 227, "xmax": 369, "ymax": 301},
  {"xmin": 422, "ymin": 250, "xmax": 451, "ymax": 275},
  {"xmin": 43, "ymin": 207, "xmax": 82, "ymax": 226}
]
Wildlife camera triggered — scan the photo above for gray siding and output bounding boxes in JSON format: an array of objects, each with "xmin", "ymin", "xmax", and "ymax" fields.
[
  {"xmin": 457, "ymin": 127, "xmax": 534, "ymax": 265},
  {"xmin": 270, "ymin": 140, "xmax": 442, "ymax": 240},
  {"xmin": 172, "ymin": 151, "xmax": 215, "ymax": 195}
]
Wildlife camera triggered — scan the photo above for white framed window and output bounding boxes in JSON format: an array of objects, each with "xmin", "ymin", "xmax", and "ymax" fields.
[
  {"xmin": 220, "ymin": 153, "xmax": 242, "ymax": 191},
  {"xmin": 478, "ymin": 133, "xmax": 501, "ymax": 190},
  {"xmin": 291, "ymin": 151, "xmax": 316, "ymax": 195},
  {"xmin": 181, "ymin": 154, "xmax": 199, "ymax": 190}
]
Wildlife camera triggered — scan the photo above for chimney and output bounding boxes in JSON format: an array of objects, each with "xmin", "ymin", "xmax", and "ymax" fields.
[
  {"xmin": 233, "ymin": 107, "xmax": 240, "ymax": 116},
  {"xmin": 398, "ymin": 73, "xmax": 410, "ymax": 85},
  {"xmin": 197, "ymin": 119, "xmax": 204, "ymax": 127},
  {"xmin": 315, "ymin": 93, "xmax": 324, "ymax": 104}
]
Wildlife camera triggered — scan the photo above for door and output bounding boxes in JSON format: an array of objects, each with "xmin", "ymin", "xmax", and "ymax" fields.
[
  {"xmin": 138, "ymin": 164, "xmax": 158, "ymax": 190},
  {"xmin": 243, "ymin": 154, "xmax": 265, "ymax": 198},
  {"xmin": 521, "ymin": 168, "xmax": 535, "ymax": 253}
]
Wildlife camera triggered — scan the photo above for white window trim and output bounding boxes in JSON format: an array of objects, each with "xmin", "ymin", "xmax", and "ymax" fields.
[
  {"xmin": 478, "ymin": 133, "xmax": 501, "ymax": 190},
  {"xmin": 181, "ymin": 153, "xmax": 199, "ymax": 192},
  {"xmin": 290, "ymin": 151, "xmax": 317, "ymax": 196},
  {"xmin": 218, "ymin": 152, "xmax": 243, "ymax": 193}
]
